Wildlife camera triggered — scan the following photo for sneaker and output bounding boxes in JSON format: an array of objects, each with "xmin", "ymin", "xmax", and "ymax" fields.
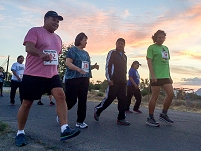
[
  {"xmin": 37, "ymin": 101, "xmax": 44, "ymax": 105},
  {"xmin": 146, "ymin": 117, "xmax": 160, "ymax": 127},
  {"xmin": 94, "ymin": 107, "xmax": 99, "ymax": 121},
  {"xmin": 159, "ymin": 113, "xmax": 174, "ymax": 124},
  {"xmin": 133, "ymin": 109, "xmax": 142, "ymax": 114},
  {"xmin": 60, "ymin": 126, "xmax": 80, "ymax": 141},
  {"xmin": 125, "ymin": 110, "xmax": 133, "ymax": 114},
  {"xmin": 50, "ymin": 101, "xmax": 55, "ymax": 106},
  {"xmin": 15, "ymin": 134, "xmax": 26, "ymax": 147},
  {"xmin": 56, "ymin": 116, "xmax": 60, "ymax": 124},
  {"xmin": 75, "ymin": 122, "xmax": 88, "ymax": 129},
  {"xmin": 117, "ymin": 119, "xmax": 130, "ymax": 126}
]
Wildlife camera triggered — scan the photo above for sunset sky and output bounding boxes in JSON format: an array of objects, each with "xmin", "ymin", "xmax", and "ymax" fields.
[{"xmin": 1, "ymin": 0, "xmax": 201, "ymax": 90}]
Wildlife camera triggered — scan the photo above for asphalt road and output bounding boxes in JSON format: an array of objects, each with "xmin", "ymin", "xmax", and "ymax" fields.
[{"xmin": 0, "ymin": 92, "xmax": 201, "ymax": 151}]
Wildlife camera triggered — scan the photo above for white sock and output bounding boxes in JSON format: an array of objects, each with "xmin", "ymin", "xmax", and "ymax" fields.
[
  {"xmin": 17, "ymin": 130, "xmax": 25, "ymax": 136},
  {"xmin": 61, "ymin": 124, "xmax": 69, "ymax": 133}
]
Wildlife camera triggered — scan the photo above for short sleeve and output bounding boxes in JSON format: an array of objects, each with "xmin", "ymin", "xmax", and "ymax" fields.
[
  {"xmin": 11, "ymin": 63, "xmax": 17, "ymax": 71},
  {"xmin": 23, "ymin": 27, "xmax": 38, "ymax": 46},
  {"xmin": 128, "ymin": 68, "xmax": 135, "ymax": 77},
  {"xmin": 146, "ymin": 45, "xmax": 153, "ymax": 59},
  {"xmin": 66, "ymin": 47, "xmax": 76, "ymax": 60}
]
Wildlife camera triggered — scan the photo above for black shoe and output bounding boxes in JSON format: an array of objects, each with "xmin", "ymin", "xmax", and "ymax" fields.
[
  {"xmin": 37, "ymin": 101, "xmax": 44, "ymax": 105},
  {"xmin": 117, "ymin": 119, "xmax": 130, "ymax": 126},
  {"xmin": 159, "ymin": 113, "xmax": 174, "ymax": 124},
  {"xmin": 94, "ymin": 107, "xmax": 100, "ymax": 121},
  {"xmin": 49, "ymin": 101, "xmax": 55, "ymax": 106},
  {"xmin": 15, "ymin": 134, "xmax": 26, "ymax": 147},
  {"xmin": 60, "ymin": 126, "xmax": 80, "ymax": 141},
  {"xmin": 146, "ymin": 117, "xmax": 160, "ymax": 127}
]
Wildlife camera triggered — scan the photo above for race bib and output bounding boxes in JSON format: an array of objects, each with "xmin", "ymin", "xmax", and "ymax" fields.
[
  {"xmin": 161, "ymin": 50, "xmax": 168, "ymax": 60},
  {"xmin": 82, "ymin": 61, "xmax": 89, "ymax": 73},
  {"xmin": 43, "ymin": 50, "xmax": 58, "ymax": 65}
]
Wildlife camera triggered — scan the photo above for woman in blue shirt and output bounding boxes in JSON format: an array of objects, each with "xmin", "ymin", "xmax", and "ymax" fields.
[
  {"xmin": 64, "ymin": 32, "xmax": 99, "ymax": 129},
  {"xmin": 126, "ymin": 61, "xmax": 142, "ymax": 114}
]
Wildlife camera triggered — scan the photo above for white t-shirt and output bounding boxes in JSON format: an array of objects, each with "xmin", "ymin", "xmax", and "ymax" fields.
[{"xmin": 11, "ymin": 62, "xmax": 25, "ymax": 81}]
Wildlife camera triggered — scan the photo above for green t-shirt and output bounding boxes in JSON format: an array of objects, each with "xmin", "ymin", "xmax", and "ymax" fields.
[{"xmin": 146, "ymin": 44, "xmax": 170, "ymax": 79}]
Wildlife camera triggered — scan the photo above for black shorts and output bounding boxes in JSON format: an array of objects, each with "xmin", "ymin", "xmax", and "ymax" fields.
[
  {"xmin": 20, "ymin": 75, "xmax": 62, "ymax": 100},
  {"xmin": 150, "ymin": 78, "xmax": 172, "ymax": 86}
]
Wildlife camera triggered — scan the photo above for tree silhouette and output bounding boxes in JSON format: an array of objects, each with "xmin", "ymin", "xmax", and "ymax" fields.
[{"xmin": 58, "ymin": 43, "xmax": 74, "ymax": 79}]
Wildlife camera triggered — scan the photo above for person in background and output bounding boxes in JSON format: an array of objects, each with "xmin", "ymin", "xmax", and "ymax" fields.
[
  {"xmin": 63, "ymin": 32, "xmax": 99, "ymax": 129},
  {"xmin": 0, "ymin": 67, "xmax": 5, "ymax": 97},
  {"xmin": 146, "ymin": 30, "xmax": 174, "ymax": 127},
  {"xmin": 10, "ymin": 55, "xmax": 25, "ymax": 105},
  {"xmin": 126, "ymin": 61, "xmax": 142, "ymax": 114}
]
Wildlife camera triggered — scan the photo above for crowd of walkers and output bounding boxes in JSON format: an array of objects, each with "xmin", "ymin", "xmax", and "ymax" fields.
[{"xmin": 0, "ymin": 10, "xmax": 174, "ymax": 147}]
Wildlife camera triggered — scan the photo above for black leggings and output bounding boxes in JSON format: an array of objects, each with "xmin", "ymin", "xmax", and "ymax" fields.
[
  {"xmin": 126, "ymin": 85, "xmax": 142, "ymax": 111},
  {"xmin": 0, "ymin": 82, "xmax": 3, "ymax": 95},
  {"xmin": 65, "ymin": 77, "xmax": 89, "ymax": 123}
]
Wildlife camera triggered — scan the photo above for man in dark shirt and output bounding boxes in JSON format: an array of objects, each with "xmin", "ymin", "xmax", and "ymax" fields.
[{"xmin": 94, "ymin": 38, "xmax": 130, "ymax": 126}]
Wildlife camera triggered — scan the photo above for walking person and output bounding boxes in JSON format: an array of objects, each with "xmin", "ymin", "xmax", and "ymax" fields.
[
  {"xmin": 0, "ymin": 67, "xmax": 5, "ymax": 97},
  {"xmin": 62, "ymin": 32, "xmax": 99, "ymax": 129},
  {"xmin": 10, "ymin": 55, "xmax": 25, "ymax": 105},
  {"xmin": 15, "ymin": 11, "xmax": 80, "ymax": 147},
  {"xmin": 146, "ymin": 30, "xmax": 174, "ymax": 127},
  {"xmin": 126, "ymin": 61, "xmax": 142, "ymax": 114},
  {"xmin": 94, "ymin": 38, "xmax": 130, "ymax": 126}
]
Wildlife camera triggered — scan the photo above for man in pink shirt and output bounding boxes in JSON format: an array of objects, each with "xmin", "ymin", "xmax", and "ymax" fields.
[{"xmin": 15, "ymin": 11, "xmax": 80, "ymax": 147}]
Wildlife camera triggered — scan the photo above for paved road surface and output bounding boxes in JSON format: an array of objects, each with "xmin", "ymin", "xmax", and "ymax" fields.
[{"xmin": 0, "ymin": 92, "xmax": 201, "ymax": 151}]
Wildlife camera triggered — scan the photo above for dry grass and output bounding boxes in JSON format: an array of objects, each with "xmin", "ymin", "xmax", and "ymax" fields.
[{"xmin": 88, "ymin": 91, "xmax": 201, "ymax": 113}]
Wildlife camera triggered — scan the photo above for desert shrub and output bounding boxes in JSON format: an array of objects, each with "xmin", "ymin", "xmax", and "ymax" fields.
[{"xmin": 96, "ymin": 92, "xmax": 104, "ymax": 97}]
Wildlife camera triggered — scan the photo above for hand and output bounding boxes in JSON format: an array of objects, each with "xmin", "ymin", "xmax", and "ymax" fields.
[
  {"xmin": 170, "ymin": 78, "xmax": 173, "ymax": 84},
  {"xmin": 40, "ymin": 53, "xmax": 52, "ymax": 61},
  {"xmin": 93, "ymin": 63, "xmax": 99, "ymax": 70},
  {"xmin": 151, "ymin": 75, "xmax": 157, "ymax": 83},
  {"xmin": 17, "ymin": 77, "xmax": 21, "ymax": 81},
  {"xmin": 108, "ymin": 81, "xmax": 114, "ymax": 86},
  {"xmin": 77, "ymin": 68, "xmax": 86, "ymax": 74},
  {"xmin": 134, "ymin": 84, "xmax": 139, "ymax": 89}
]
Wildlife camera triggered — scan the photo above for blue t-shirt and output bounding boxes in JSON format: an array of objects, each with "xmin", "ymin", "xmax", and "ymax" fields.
[
  {"xmin": 65, "ymin": 46, "xmax": 92, "ymax": 79},
  {"xmin": 127, "ymin": 68, "xmax": 140, "ymax": 86}
]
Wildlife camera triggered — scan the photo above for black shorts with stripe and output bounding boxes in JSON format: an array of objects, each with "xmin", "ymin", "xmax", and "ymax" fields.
[
  {"xmin": 150, "ymin": 78, "xmax": 172, "ymax": 86},
  {"xmin": 20, "ymin": 75, "xmax": 62, "ymax": 100}
]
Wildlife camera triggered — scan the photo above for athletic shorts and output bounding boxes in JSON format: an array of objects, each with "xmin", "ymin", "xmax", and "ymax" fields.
[
  {"xmin": 20, "ymin": 75, "xmax": 62, "ymax": 100},
  {"xmin": 150, "ymin": 78, "xmax": 172, "ymax": 86}
]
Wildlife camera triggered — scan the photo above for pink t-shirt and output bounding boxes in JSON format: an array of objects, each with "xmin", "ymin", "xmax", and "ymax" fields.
[{"xmin": 23, "ymin": 27, "xmax": 62, "ymax": 78}]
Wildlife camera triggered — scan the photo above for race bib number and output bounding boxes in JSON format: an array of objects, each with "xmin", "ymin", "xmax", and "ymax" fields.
[
  {"xmin": 161, "ymin": 51, "xmax": 168, "ymax": 60},
  {"xmin": 43, "ymin": 50, "xmax": 58, "ymax": 65},
  {"xmin": 82, "ymin": 61, "xmax": 89, "ymax": 73}
]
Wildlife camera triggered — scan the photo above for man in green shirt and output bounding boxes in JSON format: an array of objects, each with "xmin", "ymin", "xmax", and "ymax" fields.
[{"xmin": 146, "ymin": 30, "xmax": 174, "ymax": 127}]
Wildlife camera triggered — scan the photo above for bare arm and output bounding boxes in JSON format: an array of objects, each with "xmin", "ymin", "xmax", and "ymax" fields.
[
  {"xmin": 25, "ymin": 42, "xmax": 51, "ymax": 61},
  {"xmin": 129, "ymin": 76, "xmax": 138, "ymax": 88},
  {"xmin": 11, "ymin": 70, "xmax": 21, "ymax": 81},
  {"xmin": 147, "ymin": 57, "xmax": 157, "ymax": 82},
  {"xmin": 65, "ymin": 58, "xmax": 86, "ymax": 74}
]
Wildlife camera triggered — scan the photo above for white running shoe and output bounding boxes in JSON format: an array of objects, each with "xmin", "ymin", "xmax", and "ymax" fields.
[
  {"xmin": 75, "ymin": 122, "xmax": 88, "ymax": 129},
  {"xmin": 56, "ymin": 116, "xmax": 60, "ymax": 124}
]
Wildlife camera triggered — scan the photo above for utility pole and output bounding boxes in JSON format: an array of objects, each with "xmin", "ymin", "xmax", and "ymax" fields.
[{"xmin": 5, "ymin": 55, "xmax": 10, "ymax": 81}]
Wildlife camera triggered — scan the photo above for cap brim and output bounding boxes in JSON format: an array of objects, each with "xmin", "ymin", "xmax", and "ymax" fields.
[{"xmin": 57, "ymin": 16, "xmax": 63, "ymax": 21}]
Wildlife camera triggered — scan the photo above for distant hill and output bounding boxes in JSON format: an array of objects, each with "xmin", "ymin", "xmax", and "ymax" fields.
[{"xmin": 195, "ymin": 88, "xmax": 201, "ymax": 96}]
